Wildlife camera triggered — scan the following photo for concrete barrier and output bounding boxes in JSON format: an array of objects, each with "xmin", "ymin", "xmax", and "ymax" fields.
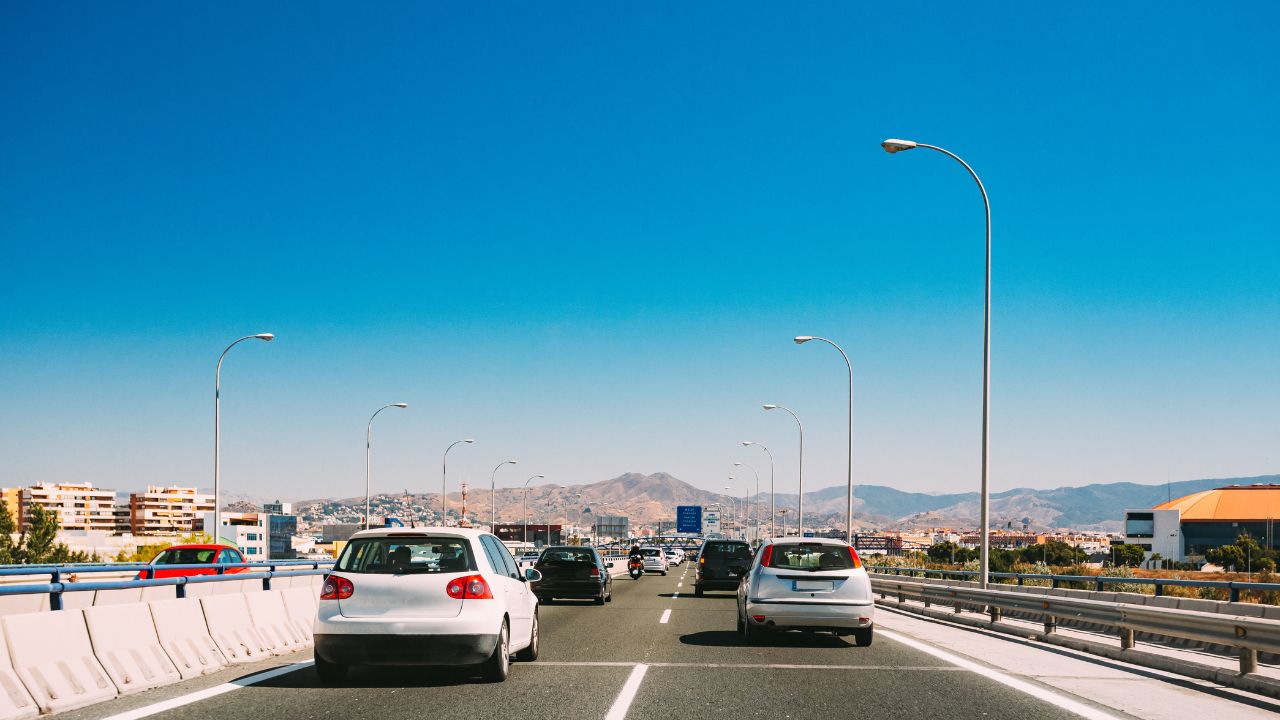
[
  {"xmin": 199, "ymin": 594, "xmax": 271, "ymax": 664},
  {"xmin": 244, "ymin": 591, "xmax": 306, "ymax": 654},
  {"xmin": 148, "ymin": 599, "xmax": 227, "ymax": 680},
  {"xmin": 2, "ymin": 610, "xmax": 116, "ymax": 714},
  {"xmin": 0, "ymin": 627, "xmax": 38, "ymax": 720},
  {"xmin": 92, "ymin": 588, "xmax": 143, "ymax": 606},
  {"xmin": 280, "ymin": 587, "xmax": 317, "ymax": 647},
  {"xmin": 83, "ymin": 603, "xmax": 181, "ymax": 695},
  {"xmin": 0, "ymin": 596, "xmax": 46, "ymax": 619}
]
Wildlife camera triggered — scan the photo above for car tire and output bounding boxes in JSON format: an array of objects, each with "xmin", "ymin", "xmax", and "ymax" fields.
[
  {"xmin": 852, "ymin": 627, "xmax": 873, "ymax": 647},
  {"xmin": 314, "ymin": 656, "xmax": 348, "ymax": 685},
  {"xmin": 695, "ymin": 585, "xmax": 704, "ymax": 597},
  {"xmin": 515, "ymin": 611, "xmax": 539, "ymax": 662},
  {"xmin": 606, "ymin": 592, "xmax": 613, "ymax": 603},
  {"xmin": 594, "ymin": 593, "xmax": 606, "ymax": 605},
  {"xmin": 736, "ymin": 613, "xmax": 745, "ymax": 634},
  {"xmin": 661, "ymin": 570, "xmax": 667, "ymax": 576},
  {"xmin": 482, "ymin": 620, "xmax": 511, "ymax": 682},
  {"xmin": 743, "ymin": 618, "xmax": 766, "ymax": 645}
]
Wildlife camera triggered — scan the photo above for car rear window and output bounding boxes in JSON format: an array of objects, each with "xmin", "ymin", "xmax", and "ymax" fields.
[
  {"xmin": 153, "ymin": 548, "xmax": 217, "ymax": 564},
  {"xmin": 539, "ymin": 548, "xmax": 597, "ymax": 564},
  {"xmin": 336, "ymin": 536, "xmax": 476, "ymax": 574},
  {"xmin": 766, "ymin": 543, "xmax": 855, "ymax": 571},
  {"xmin": 703, "ymin": 543, "xmax": 752, "ymax": 561},
  {"xmin": 640, "ymin": 548, "xmax": 661, "ymax": 557}
]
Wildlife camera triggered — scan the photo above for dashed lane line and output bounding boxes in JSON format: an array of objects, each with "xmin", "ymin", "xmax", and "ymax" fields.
[
  {"xmin": 537, "ymin": 661, "xmax": 965, "ymax": 670},
  {"xmin": 659, "ymin": 609, "xmax": 672, "ymax": 624},
  {"xmin": 604, "ymin": 663, "xmax": 649, "ymax": 720}
]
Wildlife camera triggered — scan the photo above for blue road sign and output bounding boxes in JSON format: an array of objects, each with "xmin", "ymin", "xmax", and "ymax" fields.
[{"xmin": 676, "ymin": 505, "xmax": 702, "ymax": 534}]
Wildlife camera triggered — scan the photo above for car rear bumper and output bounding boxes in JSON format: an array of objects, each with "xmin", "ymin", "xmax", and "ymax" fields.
[
  {"xmin": 314, "ymin": 633, "xmax": 497, "ymax": 666},
  {"xmin": 696, "ymin": 577, "xmax": 740, "ymax": 591},
  {"xmin": 744, "ymin": 599, "xmax": 874, "ymax": 631},
  {"xmin": 534, "ymin": 582, "xmax": 605, "ymax": 599}
]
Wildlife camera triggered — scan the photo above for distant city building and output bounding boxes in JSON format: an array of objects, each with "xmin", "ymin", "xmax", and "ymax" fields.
[
  {"xmin": 20, "ymin": 482, "xmax": 121, "ymax": 532},
  {"xmin": 0, "ymin": 487, "xmax": 20, "ymax": 525},
  {"xmin": 129, "ymin": 486, "xmax": 214, "ymax": 535},
  {"xmin": 203, "ymin": 510, "xmax": 298, "ymax": 560},
  {"xmin": 1123, "ymin": 484, "xmax": 1280, "ymax": 563},
  {"xmin": 320, "ymin": 523, "xmax": 362, "ymax": 543},
  {"xmin": 262, "ymin": 500, "xmax": 293, "ymax": 515}
]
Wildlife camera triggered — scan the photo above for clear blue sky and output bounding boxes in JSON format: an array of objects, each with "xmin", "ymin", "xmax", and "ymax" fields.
[{"xmin": 1, "ymin": 3, "xmax": 1277, "ymax": 503}]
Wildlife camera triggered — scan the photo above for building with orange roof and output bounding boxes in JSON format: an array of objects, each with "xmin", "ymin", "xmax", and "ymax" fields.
[{"xmin": 1123, "ymin": 484, "xmax": 1280, "ymax": 562}]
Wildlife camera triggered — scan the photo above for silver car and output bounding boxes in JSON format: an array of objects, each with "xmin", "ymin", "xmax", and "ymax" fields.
[{"xmin": 736, "ymin": 538, "xmax": 874, "ymax": 646}]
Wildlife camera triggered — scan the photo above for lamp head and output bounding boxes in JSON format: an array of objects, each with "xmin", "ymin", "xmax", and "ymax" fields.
[
  {"xmin": 506, "ymin": 459, "xmax": 518, "ymax": 465},
  {"xmin": 463, "ymin": 439, "xmax": 475, "ymax": 444},
  {"xmin": 881, "ymin": 138, "xmax": 918, "ymax": 154},
  {"xmin": 254, "ymin": 333, "xmax": 275, "ymax": 341},
  {"xmin": 794, "ymin": 336, "xmax": 814, "ymax": 344},
  {"xmin": 741, "ymin": 441, "xmax": 754, "ymax": 447},
  {"xmin": 763, "ymin": 404, "xmax": 778, "ymax": 410},
  {"xmin": 392, "ymin": 403, "xmax": 408, "ymax": 408},
  {"xmin": 733, "ymin": 462, "xmax": 742, "ymax": 467}
]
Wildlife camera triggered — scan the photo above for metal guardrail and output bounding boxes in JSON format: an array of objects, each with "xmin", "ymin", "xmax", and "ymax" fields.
[
  {"xmin": 870, "ymin": 565, "xmax": 1280, "ymax": 603},
  {"xmin": 0, "ymin": 560, "xmax": 334, "ymax": 610},
  {"xmin": 870, "ymin": 576, "xmax": 1280, "ymax": 674}
]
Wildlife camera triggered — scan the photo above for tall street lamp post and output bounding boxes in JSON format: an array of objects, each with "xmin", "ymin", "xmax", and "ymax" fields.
[
  {"xmin": 723, "ymin": 484, "xmax": 737, "ymax": 539},
  {"xmin": 489, "ymin": 459, "xmax": 518, "ymax": 528},
  {"xmin": 882, "ymin": 137, "xmax": 992, "ymax": 588},
  {"xmin": 795, "ymin": 335, "xmax": 854, "ymax": 541},
  {"xmin": 213, "ymin": 333, "xmax": 273, "ymax": 542},
  {"xmin": 763, "ymin": 404, "xmax": 804, "ymax": 536},
  {"xmin": 365, "ymin": 403, "xmax": 409, "ymax": 530},
  {"xmin": 733, "ymin": 461, "xmax": 759, "ymax": 543},
  {"xmin": 440, "ymin": 439, "xmax": 475, "ymax": 523},
  {"xmin": 742, "ymin": 441, "xmax": 775, "ymax": 538},
  {"xmin": 521, "ymin": 474, "xmax": 545, "ymax": 544}
]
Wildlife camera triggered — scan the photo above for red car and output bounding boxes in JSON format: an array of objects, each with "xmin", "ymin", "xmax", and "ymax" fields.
[{"xmin": 137, "ymin": 544, "xmax": 248, "ymax": 579}]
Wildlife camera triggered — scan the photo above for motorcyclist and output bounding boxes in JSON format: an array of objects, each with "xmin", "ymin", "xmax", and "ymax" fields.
[{"xmin": 628, "ymin": 544, "xmax": 644, "ymax": 562}]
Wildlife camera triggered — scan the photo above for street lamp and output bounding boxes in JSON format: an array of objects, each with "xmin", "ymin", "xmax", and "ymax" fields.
[
  {"xmin": 489, "ymin": 460, "xmax": 518, "ymax": 528},
  {"xmin": 213, "ymin": 332, "xmax": 273, "ymax": 542},
  {"xmin": 795, "ymin": 335, "xmax": 854, "ymax": 541},
  {"xmin": 365, "ymin": 403, "xmax": 409, "ymax": 530},
  {"xmin": 441, "ymin": 439, "xmax": 475, "ymax": 523},
  {"xmin": 733, "ymin": 461, "xmax": 760, "ymax": 543},
  {"xmin": 742, "ymin": 441, "xmax": 775, "ymax": 538},
  {"xmin": 883, "ymin": 137, "xmax": 992, "ymax": 589},
  {"xmin": 521, "ymin": 474, "xmax": 545, "ymax": 544},
  {"xmin": 724, "ymin": 483, "xmax": 736, "ymax": 539},
  {"xmin": 763, "ymin": 404, "xmax": 805, "ymax": 536}
]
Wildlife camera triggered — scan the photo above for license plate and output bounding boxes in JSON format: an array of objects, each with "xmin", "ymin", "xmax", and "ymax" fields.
[{"xmin": 793, "ymin": 580, "xmax": 834, "ymax": 592}]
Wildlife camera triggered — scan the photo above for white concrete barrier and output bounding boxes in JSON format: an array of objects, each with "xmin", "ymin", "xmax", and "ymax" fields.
[
  {"xmin": 199, "ymin": 594, "xmax": 271, "ymax": 664},
  {"xmin": 0, "ymin": 596, "xmax": 46, "ymax": 619},
  {"xmin": 280, "ymin": 587, "xmax": 317, "ymax": 646},
  {"xmin": 84, "ymin": 603, "xmax": 181, "ymax": 695},
  {"xmin": 148, "ymin": 599, "xmax": 226, "ymax": 680},
  {"xmin": 0, "ymin": 626, "xmax": 38, "ymax": 720},
  {"xmin": 244, "ymin": 591, "xmax": 306, "ymax": 654},
  {"xmin": 92, "ymin": 588, "xmax": 143, "ymax": 606},
  {"xmin": 2, "ymin": 610, "xmax": 116, "ymax": 714}
]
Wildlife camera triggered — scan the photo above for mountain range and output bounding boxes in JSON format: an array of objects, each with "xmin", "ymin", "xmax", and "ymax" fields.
[{"xmin": 284, "ymin": 471, "xmax": 1280, "ymax": 533}]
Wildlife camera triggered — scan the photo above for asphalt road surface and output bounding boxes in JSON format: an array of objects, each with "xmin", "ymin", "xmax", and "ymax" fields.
[{"xmin": 62, "ymin": 564, "xmax": 1280, "ymax": 720}]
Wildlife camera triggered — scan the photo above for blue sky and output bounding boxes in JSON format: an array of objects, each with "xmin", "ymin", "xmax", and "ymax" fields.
[{"xmin": 1, "ymin": 2, "xmax": 1277, "ymax": 503}]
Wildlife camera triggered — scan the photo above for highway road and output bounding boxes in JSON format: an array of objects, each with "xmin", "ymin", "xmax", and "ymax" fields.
[{"xmin": 62, "ymin": 565, "xmax": 1280, "ymax": 720}]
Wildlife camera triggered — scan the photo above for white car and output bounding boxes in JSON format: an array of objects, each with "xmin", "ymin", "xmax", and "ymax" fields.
[
  {"xmin": 736, "ymin": 538, "xmax": 874, "ymax": 646},
  {"xmin": 638, "ymin": 546, "xmax": 668, "ymax": 575},
  {"xmin": 314, "ymin": 527, "xmax": 542, "ymax": 683},
  {"xmin": 664, "ymin": 548, "xmax": 682, "ymax": 566}
]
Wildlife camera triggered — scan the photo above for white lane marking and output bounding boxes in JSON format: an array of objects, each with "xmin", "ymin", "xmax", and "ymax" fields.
[
  {"xmin": 659, "ymin": 609, "xmax": 672, "ymax": 624},
  {"xmin": 677, "ymin": 582, "xmax": 682, "ymax": 587},
  {"xmin": 538, "ymin": 661, "xmax": 963, "ymax": 670},
  {"xmin": 880, "ymin": 630, "xmax": 1122, "ymax": 720},
  {"xmin": 604, "ymin": 663, "xmax": 649, "ymax": 720},
  {"xmin": 98, "ymin": 661, "xmax": 313, "ymax": 720},
  {"xmin": 672, "ymin": 592, "xmax": 680, "ymax": 599}
]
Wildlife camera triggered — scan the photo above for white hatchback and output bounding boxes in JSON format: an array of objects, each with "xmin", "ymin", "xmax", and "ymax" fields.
[
  {"xmin": 638, "ymin": 546, "xmax": 668, "ymax": 575},
  {"xmin": 736, "ymin": 538, "xmax": 874, "ymax": 646},
  {"xmin": 314, "ymin": 528, "xmax": 542, "ymax": 683}
]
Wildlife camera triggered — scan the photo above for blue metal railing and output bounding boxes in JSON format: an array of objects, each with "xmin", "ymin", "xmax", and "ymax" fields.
[
  {"xmin": 869, "ymin": 565, "xmax": 1280, "ymax": 603},
  {"xmin": 0, "ymin": 560, "xmax": 334, "ymax": 610}
]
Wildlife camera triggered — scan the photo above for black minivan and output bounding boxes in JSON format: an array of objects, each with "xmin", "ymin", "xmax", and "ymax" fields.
[{"xmin": 694, "ymin": 540, "xmax": 753, "ymax": 596}]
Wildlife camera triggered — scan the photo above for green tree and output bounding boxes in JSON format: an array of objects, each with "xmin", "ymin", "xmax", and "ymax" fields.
[
  {"xmin": 1207, "ymin": 544, "xmax": 1244, "ymax": 570},
  {"xmin": 5, "ymin": 503, "xmax": 94, "ymax": 565},
  {"xmin": 1112, "ymin": 544, "xmax": 1146, "ymax": 567},
  {"xmin": 0, "ymin": 499, "xmax": 16, "ymax": 564}
]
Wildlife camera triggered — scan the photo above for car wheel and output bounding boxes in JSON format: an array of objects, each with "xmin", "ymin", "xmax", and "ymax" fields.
[
  {"xmin": 695, "ymin": 585, "xmax": 704, "ymax": 597},
  {"xmin": 743, "ymin": 618, "xmax": 766, "ymax": 645},
  {"xmin": 515, "ymin": 610, "xmax": 539, "ymax": 662},
  {"xmin": 314, "ymin": 656, "xmax": 348, "ymax": 685},
  {"xmin": 661, "ymin": 570, "xmax": 667, "ymax": 576},
  {"xmin": 482, "ymin": 620, "xmax": 511, "ymax": 682},
  {"xmin": 852, "ymin": 627, "xmax": 873, "ymax": 647},
  {"xmin": 736, "ymin": 613, "xmax": 745, "ymax": 634},
  {"xmin": 606, "ymin": 592, "xmax": 613, "ymax": 603}
]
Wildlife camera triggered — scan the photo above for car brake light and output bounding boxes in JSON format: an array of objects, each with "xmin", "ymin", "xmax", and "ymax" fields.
[
  {"xmin": 752, "ymin": 615, "xmax": 766, "ymax": 623},
  {"xmin": 847, "ymin": 546, "xmax": 862, "ymax": 569},
  {"xmin": 446, "ymin": 574, "xmax": 494, "ymax": 600},
  {"xmin": 699, "ymin": 556, "xmax": 705, "ymax": 565},
  {"xmin": 320, "ymin": 575, "xmax": 354, "ymax": 600},
  {"xmin": 759, "ymin": 545, "xmax": 773, "ymax": 567},
  {"xmin": 590, "ymin": 566, "xmax": 601, "ymax": 578}
]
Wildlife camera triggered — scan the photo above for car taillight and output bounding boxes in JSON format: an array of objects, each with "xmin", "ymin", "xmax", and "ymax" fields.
[
  {"xmin": 699, "ymin": 556, "xmax": 705, "ymax": 565},
  {"xmin": 446, "ymin": 574, "xmax": 494, "ymax": 599},
  {"xmin": 759, "ymin": 545, "xmax": 773, "ymax": 567},
  {"xmin": 320, "ymin": 575, "xmax": 354, "ymax": 600},
  {"xmin": 847, "ymin": 546, "xmax": 862, "ymax": 569},
  {"xmin": 590, "ymin": 566, "xmax": 601, "ymax": 578}
]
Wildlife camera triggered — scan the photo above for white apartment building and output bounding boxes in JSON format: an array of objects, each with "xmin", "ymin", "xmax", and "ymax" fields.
[
  {"xmin": 129, "ymin": 485, "xmax": 213, "ymax": 535},
  {"xmin": 20, "ymin": 482, "xmax": 120, "ymax": 532}
]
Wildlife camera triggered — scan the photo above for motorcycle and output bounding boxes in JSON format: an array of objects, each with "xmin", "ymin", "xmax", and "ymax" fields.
[{"xmin": 628, "ymin": 557, "xmax": 644, "ymax": 579}]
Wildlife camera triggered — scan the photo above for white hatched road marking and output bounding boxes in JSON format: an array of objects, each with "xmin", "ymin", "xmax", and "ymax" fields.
[
  {"xmin": 96, "ymin": 661, "xmax": 314, "ymax": 720},
  {"xmin": 604, "ymin": 663, "xmax": 649, "ymax": 720},
  {"xmin": 659, "ymin": 609, "xmax": 672, "ymax": 624},
  {"xmin": 538, "ymin": 660, "xmax": 965, "ymax": 670},
  {"xmin": 881, "ymin": 630, "xmax": 1122, "ymax": 720}
]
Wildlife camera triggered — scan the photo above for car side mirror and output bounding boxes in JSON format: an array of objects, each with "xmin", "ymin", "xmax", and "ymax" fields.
[{"xmin": 525, "ymin": 568, "xmax": 542, "ymax": 583}]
